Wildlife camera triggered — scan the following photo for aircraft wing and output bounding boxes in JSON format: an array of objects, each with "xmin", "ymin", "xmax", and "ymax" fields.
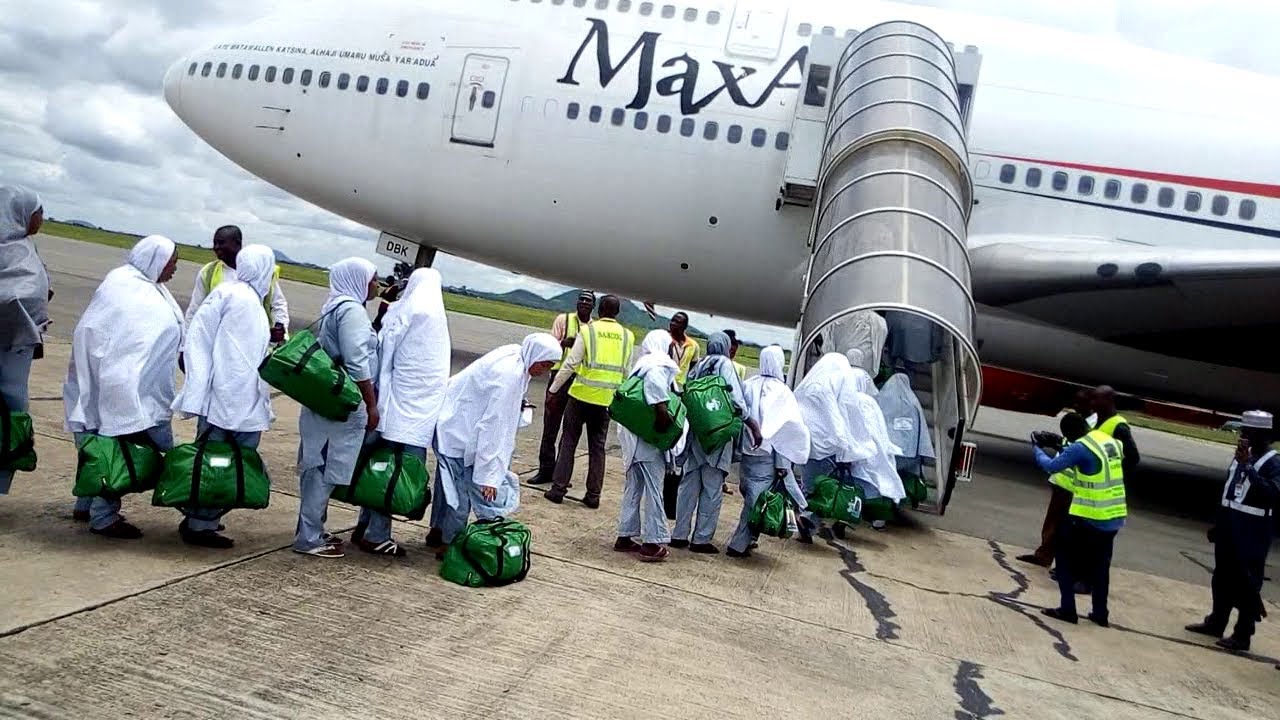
[{"xmin": 968, "ymin": 234, "xmax": 1280, "ymax": 343}]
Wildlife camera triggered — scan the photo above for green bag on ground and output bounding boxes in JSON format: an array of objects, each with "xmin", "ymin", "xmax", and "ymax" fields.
[
  {"xmin": 152, "ymin": 433, "xmax": 271, "ymax": 510},
  {"xmin": 0, "ymin": 400, "xmax": 36, "ymax": 473},
  {"xmin": 331, "ymin": 442, "xmax": 430, "ymax": 520},
  {"xmin": 862, "ymin": 496, "xmax": 898, "ymax": 523},
  {"xmin": 682, "ymin": 369, "xmax": 743, "ymax": 453},
  {"xmin": 805, "ymin": 474, "xmax": 864, "ymax": 526},
  {"xmin": 440, "ymin": 518, "xmax": 532, "ymax": 588},
  {"xmin": 73, "ymin": 434, "xmax": 164, "ymax": 497},
  {"xmin": 903, "ymin": 473, "xmax": 929, "ymax": 506},
  {"xmin": 608, "ymin": 375, "xmax": 687, "ymax": 451},
  {"xmin": 748, "ymin": 477, "xmax": 794, "ymax": 539},
  {"xmin": 258, "ymin": 305, "xmax": 362, "ymax": 421}
]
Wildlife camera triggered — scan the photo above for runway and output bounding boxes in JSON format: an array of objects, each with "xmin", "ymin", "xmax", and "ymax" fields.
[{"xmin": 2, "ymin": 234, "xmax": 1276, "ymax": 719}]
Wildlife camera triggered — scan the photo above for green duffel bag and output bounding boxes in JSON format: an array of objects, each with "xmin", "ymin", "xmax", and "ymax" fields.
[
  {"xmin": 0, "ymin": 399, "xmax": 36, "ymax": 473},
  {"xmin": 73, "ymin": 434, "xmax": 164, "ymax": 497},
  {"xmin": 608, "ymin": 374, "xmax": 687, "ymax": 451},
  {"xmin": 903, "ymin": 473, "xmax": 929, "ymax": 506},
  {"xmin": 331, "ymin": 441, "xmax": 430, "ymax": 520},
  {"xmin": 806, "ymin": 474, "xmax": 864, "ymax": 526},
  {"xmin": 440, "ymin": 518, "xmax": 532, "ymax": 588},
  {"xmin": 748, "ymin": 477, "xmax": 794, "ymax": 539},
  {"xmin": 682, "ymin": 369, "xmax": 743, "ymax": 453},
  {"xmin": 258, "ymin": 309, "xmax": 362, "ymax": 422},
  {"xmin": 862, "ymin": 496, "xmax": 898, "ymax": 523},
  {"xmin": 152, "ymin": 432, "xmax": 271, "ymax": 510}
]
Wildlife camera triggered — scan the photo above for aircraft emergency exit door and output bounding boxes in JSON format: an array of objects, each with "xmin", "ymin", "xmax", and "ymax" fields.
[{"xmin": 451, "ymin": 54, "xmax": 509, "ymax": 148}]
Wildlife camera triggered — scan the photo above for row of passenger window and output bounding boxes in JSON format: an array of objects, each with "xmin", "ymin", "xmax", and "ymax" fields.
[
  {"xmin": 565, "ymin": 101, "xmax": 791, "ymax": 150},
  {"xmin": 526, "ymin": 0, "xmax": 722, "ymax": 24},
  {"xmin": 997, "ymin": 163, "xmax": 1258, "ymax": 221},
  {"xmin": 188, "ymin": 61, "xmax": 432, "ymax": 100}
]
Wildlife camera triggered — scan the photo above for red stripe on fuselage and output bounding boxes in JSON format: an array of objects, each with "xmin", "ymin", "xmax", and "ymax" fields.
[{"xmin": 987, "ymin": 154, "xmax": 1280, "ymax": 199}]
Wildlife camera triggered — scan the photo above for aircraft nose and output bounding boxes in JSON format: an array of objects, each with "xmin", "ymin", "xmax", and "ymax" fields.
[{"xmin": 163, "ymin": 57, "xmax": 185, "ymax": 114}]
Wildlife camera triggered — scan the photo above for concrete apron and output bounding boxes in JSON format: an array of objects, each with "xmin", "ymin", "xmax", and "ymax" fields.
[{"xmin": 0, "ymin": 341, "xmax": 1277, "ymax": 719}]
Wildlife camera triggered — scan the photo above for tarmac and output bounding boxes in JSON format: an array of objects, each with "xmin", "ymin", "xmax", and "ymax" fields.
[{"xmin": 1, "ymin": 235, "xmax": 1277, "ymax": 719}]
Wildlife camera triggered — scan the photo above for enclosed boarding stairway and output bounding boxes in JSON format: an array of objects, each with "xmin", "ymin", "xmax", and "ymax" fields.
[{"xmin": 782, "ymin": 21, "xmax": 982, "ymax": 515}]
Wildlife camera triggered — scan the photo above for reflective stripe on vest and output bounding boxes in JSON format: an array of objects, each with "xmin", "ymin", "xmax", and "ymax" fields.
[
  {"xmin": 1068, "ymin": 430, "xmax": 1127, "ymax": 520},
  {"xmin": 1095, "ymin": 414, "xmax": 1128, "ymax": 438},
  {"xmin": 203, "ymin": 260, "xmax": 280, "ymax": 316},
  {"xmin": 552, "ymin": 313, "xmax": 582, "ymax": 371},
  {"xmin": 569, "ymin": 319, "xmax": 633, "ymax": 406},
  {"xmin": 1221, "ymin": 449, "xmax": 1277, "ymax": 518}
]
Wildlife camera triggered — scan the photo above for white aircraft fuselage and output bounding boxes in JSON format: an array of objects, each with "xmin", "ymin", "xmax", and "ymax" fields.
[{"xmin": 163, "ymin": 0, "xmax": 1280, "ymax": 414}]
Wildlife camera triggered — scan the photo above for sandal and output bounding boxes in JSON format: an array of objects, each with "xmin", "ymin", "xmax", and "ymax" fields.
[{"xmin": 358, "ymin": 539, "xmax": 407, "ymax": 557}]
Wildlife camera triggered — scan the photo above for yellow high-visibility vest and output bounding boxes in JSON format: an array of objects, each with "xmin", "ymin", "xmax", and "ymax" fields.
[
  {"xmin": 202, "ymin": 260, "xmax": 280, "ymax": 318},
  {"xmin": 1048, "ymin": 440, "xmax": 1076, "ymax": 490},
  {"xmin": 552, "ymin": 313, "xmax": 582, "ymax": 372},
  {"xmin": 1067, "ymin": 430, "xmax": 1127, "ymax": 521},
  {"xmin": 1095, "ymin": 414, "xmax": 1129, "ymax": 438},
  {"xmin": 569, "ymin": 319, "xmax": 634, "ymax": 407}
]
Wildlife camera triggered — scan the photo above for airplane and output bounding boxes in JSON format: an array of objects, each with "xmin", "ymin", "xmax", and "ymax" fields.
[{"xmin": 160, "ymin": 0, "xmax": 1280, "ymax": 422}]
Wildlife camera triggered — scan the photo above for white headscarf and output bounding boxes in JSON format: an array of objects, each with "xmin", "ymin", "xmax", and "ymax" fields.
[
  {"xmin": 877, "ymin": 373, "xmax": 935, "ymax": 460},
  {"xmin": 520, "ymin": 332, "xmax": 562, "ymax": 371},
  {"xmin": 235, "ymin": 244, "xmax": 277, "ymax": 300},
  {"xmin": 847, "ymin": 367, "xmax": 906, "ymax": 501},
  {"xmin": 323, "ymin": 257, "xmax": 376, "ymax": 314},
  {"xmin": 743, "ymin": 345, "xmax": 810, "ymax": 464},
  {"xmin": 631, "ymin": 329, "xmax": 678, "ymax": 377},
  {"xmin": 65, "ymin": 235, "xmax": 184, "ymax": 436},
  {"xmin": 127, "ymin": 234, "xmax": 177, "ymax": 283},
  {"xmin": 794, "ymin": 353, "xmax": 876, "ymax": 464},
  {"xmin": 0, "ymin": 185, "xmax": 48, "ymax": 350},
  {"xmin": 377, "ymin": 268, "xmax": 451, "ymax": 448}
]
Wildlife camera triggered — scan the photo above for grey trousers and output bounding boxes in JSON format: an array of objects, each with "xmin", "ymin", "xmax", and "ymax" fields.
[
  {"xmin": 673, "ymin": 463, "xmax": 725, "ymax": 545},
  {"xmin": 617, "ymin": 460, "xmax": 671, "ymax": 545}
]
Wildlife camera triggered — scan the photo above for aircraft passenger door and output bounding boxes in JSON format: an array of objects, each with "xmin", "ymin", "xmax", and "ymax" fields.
[{"xmin": 451, "ymin": 54, "xmax": 509, "ymax": 148}]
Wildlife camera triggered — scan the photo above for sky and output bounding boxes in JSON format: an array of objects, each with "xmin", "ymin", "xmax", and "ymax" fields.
[{"xmin": 2, "ymin": 0, "xmax": 1277, "ymax": 346}]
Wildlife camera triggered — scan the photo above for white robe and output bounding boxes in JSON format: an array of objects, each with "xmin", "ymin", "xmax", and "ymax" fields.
[
  {"xmin": 742, "ymin": 345, "xmax": 810, "ymax": 465},
  {"xmin": 377, "ymin": 268, "xmax": 451, "ymax": 448},
  {"xmin": 172, "ymin": 245, "xmax": 275, "ymax": 432},
  {"xmin": 64, "ymin": 237, "xmax": 184, "ymax": 437},
  {"xmin": 876, "ymin": 373, "xmax": 935, "ymax": 461},
  {"xmin": 435, "ymin": 334, "xmax": 560, "ymax": 507},
  {"xmin": 794, "ymin": 353, "xmax": 875, "ymax": 464}
]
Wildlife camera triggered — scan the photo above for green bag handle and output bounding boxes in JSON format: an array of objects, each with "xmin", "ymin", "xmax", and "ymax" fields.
[
  {"xmin": 293, "ymin": 299, "xmax": 358, "ymax": 398},
  {"xmin": 190, "ymin": 426, "xmax": 248, "ymax": 508},
  {"xmin": 350, "ymin": 439, "xmax": 407, "ymax": 515}
]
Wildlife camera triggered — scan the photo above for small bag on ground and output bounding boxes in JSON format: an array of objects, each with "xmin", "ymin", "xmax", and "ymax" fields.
[
  {"xmin": 331, "ymin": 441, "xmax": 430, "ymax": 520},
  {"xmin": 152, "ymin": 431, "xmax": 271, "ymax": 510},
  {"xmin": 682, "ymin": 369, "xmax": 743, "ymax": 453},
  {"xmin": 805, "ymin": 474, "xmax": 864, "ymax": 526},
  {"xmin": 608, "ymin": 375, "xmax": 686, "ymax": 451},
  {"xmin": 0, "ymin": 398, "xmax": 36, "ymax": 473},
  {"xmin": 258, "ymin": 303, "xmax": 362, "ymax": 421},
  {"xmin": 73, "ymin": 434, "xmax": 164, "ymax": 497},
  {"xmin": 747, "ymin": 477, "xmax": 794, "ymax": 539},
  {"xmin": 440, "ymin": 518, "xmax": 532, "ymax": 588}
]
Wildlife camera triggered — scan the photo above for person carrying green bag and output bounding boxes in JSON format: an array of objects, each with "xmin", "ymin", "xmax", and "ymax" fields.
[
  {"xmin": 171, "ymin": 244, "xmax": 278, "ymax": 549},
  {"xmin": 0, "ymin": 185, "xmax": 47, "ymax": 498},
  {"xmin": 63, "ymin": 234, "xmax": 184, "ymax": 539}
]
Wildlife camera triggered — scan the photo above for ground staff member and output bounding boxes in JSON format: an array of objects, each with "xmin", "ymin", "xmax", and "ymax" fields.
[
  {"xmin": 533, "ymin": 290, "xmax": 595, "ymax": 486},
  {"xmin": 1185, "ymin": 410, "xmax": 1279, "ymax": 653},
  {"xmin": 172, "ymin": 245, "xmax": 278, "ymax": 549},
  {"xmin": 0, "ymin": 186, "xmax": 47, "ymax": 497},
  {"xmin": 184, "ymin": 225, "xmax": 289, "ymax": 344},
  {"xmin": 543, "ymin": 295, "xmax": 634, "ymax": 508},
  {"xmin": 1018, "ymin": 389, "xmax": 1096, "ymax": 568},
  {"xmin": 64, "ymin": 235, "xmax": 183, "ymax": 539},
  {"xmin": 1035, "ymin": 412, "xmax": 1127, "ymax": 627},
  {"xmin": 668, "ymin": 312, "xmax": 700, "ymax": 391}
]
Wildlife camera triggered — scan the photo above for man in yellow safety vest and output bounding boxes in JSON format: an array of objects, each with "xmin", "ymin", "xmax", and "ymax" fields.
[
  {"xmin": 532, "ymin": 290, "xmax": 595, "ymax": 485},
  {"xmin": 1091, "ymin": 385, "xmax": 1140, "ymax": 475},
  {"xmin": 668, "ymin": 311, "xmax": 701, "ymax": 391},
  {"xmin": 1018, "ymin": 389, "xmax": 1096, "ymax": 569},
  {"xmin": 543, "ymin": 295, "xmax": 634, "ymax": 508},
  {"xmin": 184, "ymin": 225, "xmax": 289, "ymax": 343},
  {"xmin": 1033, "ymin": 412, "xmax": 1127, "ymax": 628}
]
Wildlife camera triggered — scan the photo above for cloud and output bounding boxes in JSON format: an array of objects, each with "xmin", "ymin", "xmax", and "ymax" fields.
[{"xmin": 0, "ymin": 0, "xmax": 1274, "ymax": 348}]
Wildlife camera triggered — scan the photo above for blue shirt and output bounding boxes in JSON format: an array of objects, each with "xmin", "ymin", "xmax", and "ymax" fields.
[{"xmin": 1034, "ymin": 441, "xmax": 1125, "ymax": 531}]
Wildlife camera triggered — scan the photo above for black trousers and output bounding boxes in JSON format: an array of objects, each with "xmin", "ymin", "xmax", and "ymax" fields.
[
  {"xmin": 535, "ymin": 377, "xmax": 571, "ymax": 483},
  {"xmin": 1055, "ymin": 517, "xmax": 1117, "ymax": 620},
  {"xmin": 548, "ymin": 397, "xmax": 610, "ymax": 502},
  {"xmin": 1207, "ymin": 535, "xmax": 1266, "ymax": 639}
]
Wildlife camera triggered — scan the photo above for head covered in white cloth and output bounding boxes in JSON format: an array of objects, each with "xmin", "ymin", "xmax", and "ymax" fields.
[
  {"xmin": 376, "ymin": 267, "xmax": 453, "ymax": 448},
  {"xmin": 127, "ymin": 234, "xmax": 177, "ymax": 283},
  {"xmin": 64, "ymin": 235, "xmax": 185, "ymax": 436},
  {"xmin": 0, "ymin": 186, "xmax": 40, "ymax": 243},
  {"xmin": 235, "ymin": 244, "xmax": 278, "ymax": 300},
  {"xmin": 743, "ymin": 345, "xmax": 810, "ymax": 464},
  {"xmin": 632, "ymin": 329, "xmax": 678, "ymax": 377},
  {"xmin": 520, "ymin": 332, "xmax": 562, "ymax": 371},
  {"xmin": 618, "ymin": 329, "xmax": 686, "ymax": 463},
  {"xmin": 322, "ymin": 257, "xmax": 376, "ymax": 314},
  {"xmin": 794, "ymin": 352, "xmax": 877, "ymax": 464}
]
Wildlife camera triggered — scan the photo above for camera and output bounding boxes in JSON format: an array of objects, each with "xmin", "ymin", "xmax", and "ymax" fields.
[{"xmin": 1030, "ymin": 430, "xmax": 1063, "ymax": 449}]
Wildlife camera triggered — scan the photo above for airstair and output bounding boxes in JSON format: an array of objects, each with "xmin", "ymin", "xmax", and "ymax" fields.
[{"xmin": 783, "ymin": 21, "xmax": 982, "ymax": 515}]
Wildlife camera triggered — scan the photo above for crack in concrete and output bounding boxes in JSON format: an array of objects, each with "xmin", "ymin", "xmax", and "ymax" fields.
[
  {"xmin": 987, "ymin": 540, "xmax": 1078, "ymax": 661},
  {"xmin": 819, "ymin": 527, "xmax": 901, "ymax": 640},
  {"xmin": 953, "ymin": 660, "xmax": 1005, "ymax": 719}
]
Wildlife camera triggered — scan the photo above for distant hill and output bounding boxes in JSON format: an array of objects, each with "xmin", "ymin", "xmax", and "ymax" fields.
[{"xmin": 449, "ymin": 286, "xmax": 711, "ymax": 338}]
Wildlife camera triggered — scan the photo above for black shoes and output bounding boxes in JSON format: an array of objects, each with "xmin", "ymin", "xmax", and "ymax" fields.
[
  {"xmin": 669, "ymin": 539, "xmax": 690, "ymax": 549},
  {"xmin": 1041, "ymin": 607, "xmax": 1079, "ymax": 624},
  {"xmin": 91, "ymin": 520, "xmax": 143, "ymax": 540},
  {"xmin": 689, "ymin": 543, "xmax": 720, "ymax": 555},
  {"xmin": 1216, "ymin": 635, "xmax": 1251, "ymax": 653},
  {"xmin": 179, "ymin": 520, "xmax": 234, "ymax": 549}
]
